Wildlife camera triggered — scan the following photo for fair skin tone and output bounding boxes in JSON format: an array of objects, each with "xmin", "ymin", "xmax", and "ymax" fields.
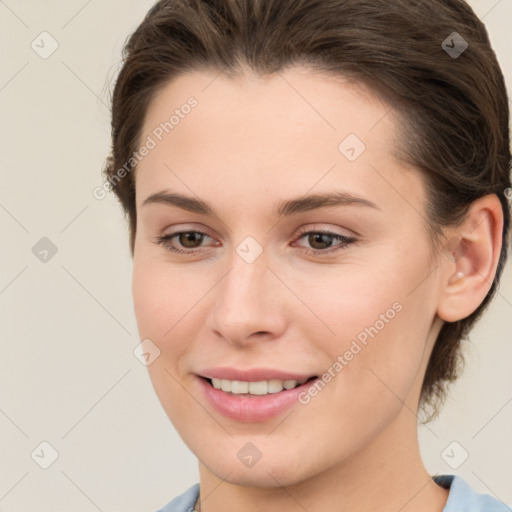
[{"xmin": 131, "ymin": 67, "xmax": 503, "ymax": 512}]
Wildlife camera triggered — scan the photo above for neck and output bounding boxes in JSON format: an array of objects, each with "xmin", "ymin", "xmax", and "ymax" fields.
[{"xmin": 196, "ymin": 406, "xmax": 449, "ymax": 512}]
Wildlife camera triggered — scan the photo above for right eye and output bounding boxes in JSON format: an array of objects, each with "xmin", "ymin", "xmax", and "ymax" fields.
[{"xmin": 155, "ymin": 230, "xmax": 216, "ymax": 254}]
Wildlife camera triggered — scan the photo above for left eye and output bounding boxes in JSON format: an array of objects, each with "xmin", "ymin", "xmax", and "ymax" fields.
[
  {"xmin": 155, "ymin": 229, "xmax": 356, "ymax": 255},
  {"xmin": 294, "ymin": 230, "xmax": 356, "ymax": 254}
]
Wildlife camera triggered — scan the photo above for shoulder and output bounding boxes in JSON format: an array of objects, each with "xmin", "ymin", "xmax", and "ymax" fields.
[
  {"xmin": 154, "ymin": 483, "xmax": 200, "ymax": 512},
  {"xmin": 154, "ymin": 477, "xmax": 511, "ymax": 512},
  {"xmin": 435, "ymin": 474, "xmax": 511, "ymax": 511}
]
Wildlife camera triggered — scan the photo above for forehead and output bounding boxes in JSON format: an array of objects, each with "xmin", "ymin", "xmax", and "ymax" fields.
[
  {"xmin": 140, "ymin": 66, "xmax": 392, "ymax": 148},
  {"xmin": 135, "ymin": 67, "xmax": 422, "ymax": 218}
]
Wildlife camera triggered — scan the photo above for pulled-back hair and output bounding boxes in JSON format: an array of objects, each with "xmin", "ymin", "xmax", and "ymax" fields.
[{"xmin": 103, "ymin": 0, "xmax": 511, "ymax": 420}]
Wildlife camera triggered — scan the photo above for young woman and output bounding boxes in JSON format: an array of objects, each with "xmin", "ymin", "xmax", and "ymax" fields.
[{"xmin": 102, "ymin": 0, "xmax": 511, "ymax": 510}]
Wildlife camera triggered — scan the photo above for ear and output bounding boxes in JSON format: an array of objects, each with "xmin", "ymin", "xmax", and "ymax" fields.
[{"xmin": 436, "ymin": 194, "xmax": 504, "ymax": 323}]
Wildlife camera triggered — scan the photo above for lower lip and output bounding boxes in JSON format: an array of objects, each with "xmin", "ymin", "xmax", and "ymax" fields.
[{"xmin": 198, "ymin": 376, "xmax": 318, "ymax": 423}]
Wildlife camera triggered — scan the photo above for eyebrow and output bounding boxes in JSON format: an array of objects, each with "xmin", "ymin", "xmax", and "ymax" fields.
[{"xmin": 141, "ymin": 190, "xmax": 381, "ymax": 217}]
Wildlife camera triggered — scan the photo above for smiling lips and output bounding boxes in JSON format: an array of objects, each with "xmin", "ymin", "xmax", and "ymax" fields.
[
  {"xmin": 199, "ymin": 367, "xmax": 316, "ymax": 395},
  {"xmin": 210, "ymin": 376, "xmax": 311, "ymax": 395},
  {"xmin": 197, "ymin": 368, "xmax": 319, "ymax": 421}
]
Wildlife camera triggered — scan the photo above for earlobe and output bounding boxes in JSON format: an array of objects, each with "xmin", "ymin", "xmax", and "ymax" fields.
[{"xmin": 436, "ymin": 194, "xmax": 504, "ymax": 323}]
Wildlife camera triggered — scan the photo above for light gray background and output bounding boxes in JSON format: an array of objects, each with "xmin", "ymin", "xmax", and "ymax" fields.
[{"xmin": 0, "ymin": 1, "xmax": 511, "ymax": 510}]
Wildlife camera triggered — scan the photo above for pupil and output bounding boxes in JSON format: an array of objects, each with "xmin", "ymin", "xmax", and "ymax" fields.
[
  {"xmin": 180, "ymin": 232, "xmax": 203, "ymax": 248},
  {"xmin": 309, "ymin": 233, "xmax": 332, "ymax": 249}
]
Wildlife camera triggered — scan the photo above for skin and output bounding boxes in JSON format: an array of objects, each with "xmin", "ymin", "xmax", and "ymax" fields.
[{"xmin": 131, "ymin": 67, "xmax": 503, "ymax": 512}]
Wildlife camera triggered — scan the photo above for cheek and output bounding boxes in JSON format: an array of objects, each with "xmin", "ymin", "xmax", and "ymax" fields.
[
  {"xmin": 132, "ymin": 261, "xmax": 167, "ymax": 340},
  {"xmin": 132, "ymin": 258, "xmax": 196, "ymax": 420},
  {"xmin": 132, "ymin": 255, "xmax": 201, "ymax": 341},
  {"xmin": 295, "ymin": 247, "xmax": 434, "ymax": 401},
  {"xmin": 131, "ymin": 256, "xmax": 216, "ymax": 383}
]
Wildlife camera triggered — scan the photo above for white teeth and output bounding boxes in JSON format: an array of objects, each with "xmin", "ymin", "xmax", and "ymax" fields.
[
  {"xmin": 267, "ymin": 379, "xmax": 284, "ymax": 393},
  {"xmin": 209, "ymin": 377, "xmax": 308, "ymax": 395},
  {"xmin": 248, "ymin": 381, "xmax": 267, "ymax": 395},
  {"xmin": 283, "ymin": 380, "xmax": 298, "ymax": 390},
  {"xmin": 231, "ymin": 380, "xmax": 249, "ymax": 394}
]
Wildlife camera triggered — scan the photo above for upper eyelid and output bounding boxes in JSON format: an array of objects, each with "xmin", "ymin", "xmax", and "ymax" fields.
[
  {"xmin": 295, "ymin": 224, "xmax": 352, "ymax": 236},
  {"xmin": 163, "ymin": 225, "xmax": 351, "ymax": 240}
]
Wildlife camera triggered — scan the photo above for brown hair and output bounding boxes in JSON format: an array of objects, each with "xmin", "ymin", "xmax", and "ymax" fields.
[{"xmin": 103, "ymin": 0, "xmax": 511, "ymax": 420}]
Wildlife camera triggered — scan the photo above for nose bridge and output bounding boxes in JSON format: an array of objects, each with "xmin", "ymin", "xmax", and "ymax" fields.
[
  {"xmin": 221, "ymin": 246, "xmax": 269, "ymax": 317},
  {"xmin": 207, "ymin": 242, "xmax": 284, "ymax": 342}
]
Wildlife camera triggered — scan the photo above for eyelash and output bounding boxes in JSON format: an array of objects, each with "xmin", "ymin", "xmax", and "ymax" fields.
[{"xmin": 155, "ymin": 227, "xmax": 356, "ymax": 257}]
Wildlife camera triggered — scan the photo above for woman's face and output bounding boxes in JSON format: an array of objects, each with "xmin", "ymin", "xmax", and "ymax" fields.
[{"xmin": 132, "ymin": 67, "xmax": 446, "ymax": 486}]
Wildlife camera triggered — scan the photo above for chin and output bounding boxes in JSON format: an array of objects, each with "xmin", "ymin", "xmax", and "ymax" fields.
[
  {"xmin": 202, "ymin": 457, "xmax": 312, "ymax": 488},
  {"xmin": 194, "ymin": 436, "xmax": 329, "ymax": 489}
]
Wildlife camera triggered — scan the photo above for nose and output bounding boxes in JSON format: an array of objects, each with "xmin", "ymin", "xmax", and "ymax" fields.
[{"xmin": 205, "ymin": 247, "xmax": 288, "ymax": 346}]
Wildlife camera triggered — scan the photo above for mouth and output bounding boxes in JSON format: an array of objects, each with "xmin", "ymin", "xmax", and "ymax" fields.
[
  {"xmin": 197, "ymin": 372, "xmax": 321, "ymax": 422},
  {"xmin": 200, "ymin": 375, "xmax": 318, "ymax": 396}
]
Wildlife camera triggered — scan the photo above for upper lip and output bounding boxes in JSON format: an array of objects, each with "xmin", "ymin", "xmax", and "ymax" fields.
[{"xmin": 198, "ymin": 367, "xmax": 317, "ymax": 382}]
